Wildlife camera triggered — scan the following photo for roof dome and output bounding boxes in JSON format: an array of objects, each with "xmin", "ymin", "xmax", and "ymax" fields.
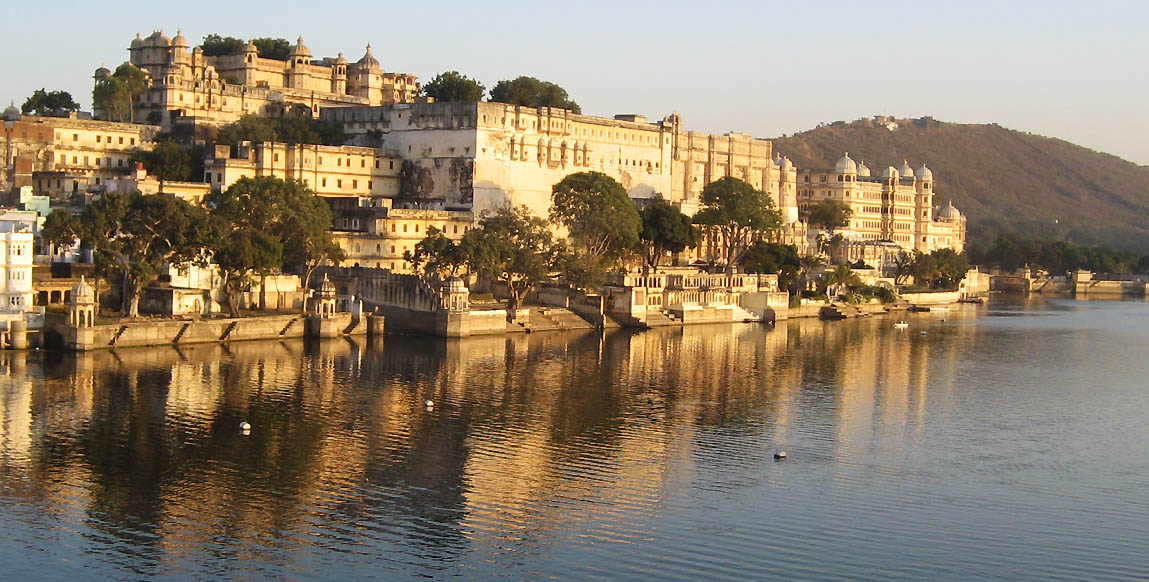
[
  {"xmin": 444, "ymin": 276, "xmax": 467, "ymax": 293},
  {"xmin": 2, "ymin": 103, "xmax": 20, "ymax": 122},
  {"xmin": 289, "ymin": 36, "xmax": 311, "ymax": 58},
  {"xmin": 243, "ymin": 40, "xmax": 258, "ymax": 54},
  {"xmin": 319, "ymin": 273, "xmax": 336, "ymax": 295},
  {"xmin": 857, "ymin": 159, "xmax": 871, "ymax": 177},
  {"xmin": 130, "ymin": 33, "xmax": 144, "ymax": 49},
  {"xmin": 171, "ymin": 29, "xmax": 188, "ymax": 47},
  {"xmin": 334, "ymin": 52, "xmax": 347, "ymax": 64},
  {"xmin": 915, "ymin": 163, "xmax": 934, "ymax": 181},
  {"xmin": 356, "ymin": 44, "xmax": 380, "ymax": 68},
  {"xmin": 900, "ymin": 159, "xmax": 914, "ymax": 177},
  {"xmin": 834, "ymin": 152, "xmax": 857, "ymax": 174},
  {"xmin": 937, "ymin": 200, "xmax": 962, "ymax": 220},
  {"xmin": 774, "ymin": 154, "xmax": 793, "ymax": 171},
  {"xmin": 881, "ymin": 166, "xmax": 900, "ymax": 179},
  {"xmin": 73, "ymin": 276, "xmax": 96, "ymax": 302},
  {"xmin": 93, "ymin": 65, "xmax": 111, "ymax": 79},
  {"xmin": 147, "ymin": 30, "xmax": 171, "ymax": 46}
]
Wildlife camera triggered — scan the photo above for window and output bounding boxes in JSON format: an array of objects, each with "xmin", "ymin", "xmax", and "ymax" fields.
[
  {"xmin": 322, "ymin": 178, "xmax": 328, "ymax": 187},
  {"xmin": 73, "ymin": 134, "xmax": 78, "ymax": 141},
  {"xmin": 415, "ymin": 224, "xmax": 419, "ymax": 233},
  {"xmin": 337, "ymin": 179, "xmax": 343, "ymax": 188},
  {"xmin": 390, "ymin": 245, "xmax": 395, "ymax": 253},
  {"xmin": 337, "ymin": 158, "xmax": 342, "ymax": 166},
  {"xmin": 119, "ymin": 137, "xmax": 124, "ymax": 144},
  {"xmin": 318, "ymin": 157, "xmax": 324, "ymax": 165},
  {"xmin": 130, "ymin": 138, "xmax": 136, "ymax": 145},
  {"xmin": 96, "ymin": 135, "xmax": 101, "ymax": 143},
  {"xmin": 389, "ymin": 161, "xmax": 394, "ymax": 169},
  {"xmin": 391, "ymin": 223, "xmax": 396, "ymax": 232},
  {"xmin": 274, "ymin": 153, "xmax": 279, "ymax": 162},
  {"xmin": 353, "ymin": 180, "xmax": 358, "ymax": 189},
  {"xmin": 361, "ymin": 159, "xmax": 365, "ymax": 168},
  {"xmin": 403, "ymin": 224, "xmax": 407, "ymax": 232},
  {"xmin": 368, "ymin": 181, "xmax": 372, "ymax": 189},
  {"xmin": 375, "ymin": 160, "xmax": 379, "ymax": 169}
]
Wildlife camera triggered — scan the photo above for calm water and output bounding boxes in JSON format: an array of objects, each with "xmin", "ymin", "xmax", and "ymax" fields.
[{"xmin": 1, "ymin": 297, "xmax": 1147, "ymax": 580}]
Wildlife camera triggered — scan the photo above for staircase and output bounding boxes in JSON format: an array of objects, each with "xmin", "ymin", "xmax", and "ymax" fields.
[
  {"xmin": 821, "ymin": 303, "xmax": 868, "ymax": 320},
  {"xmin": 644, "ymin": 310, "xmax": 679, "ymax": 327},
  {"xmin": 219, "ymin": 321, "xmax": 239, "ymax": 341},
  {"xmin": 279, "ymin": 316, "xmax": 302, "ymax": 336},
  {"xmin": 108, "ymin": 325, "xmax": 128, "ymax": 346},
  {"xmin": 172, "ymin": 323, "xmax": 191, "ymax": 344},
  {"xmin": 730, "ymin": 304, "xmax": 763, "ymax": 322}
]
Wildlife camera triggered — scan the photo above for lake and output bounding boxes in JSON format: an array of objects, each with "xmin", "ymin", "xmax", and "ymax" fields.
[{"xmin": 1, "ymin": 296, "xmax": 1147, "ymax": 580}]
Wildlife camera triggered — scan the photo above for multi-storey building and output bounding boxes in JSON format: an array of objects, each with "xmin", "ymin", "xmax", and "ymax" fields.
[
  {"xmin": 104, "ymin": 31, "xmax": 419, "ymax": 127},
  {"xmin": 0, "ymin": 221, "xmax": 34, "ymax": 322},
  {"xmin": 328, "ymin": 200, "xmax": 473, "ymax": 272}
]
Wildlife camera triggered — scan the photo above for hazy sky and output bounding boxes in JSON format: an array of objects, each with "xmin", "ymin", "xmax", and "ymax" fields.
[{"xmin": 4, "ymin": 0, "xmax": 1147, "ymax": 164}]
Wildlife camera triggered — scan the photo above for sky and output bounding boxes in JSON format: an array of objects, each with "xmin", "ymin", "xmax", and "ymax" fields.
[{"xmin": 3, "ymin": 0, "xmax": 1147, "ymax": 164}]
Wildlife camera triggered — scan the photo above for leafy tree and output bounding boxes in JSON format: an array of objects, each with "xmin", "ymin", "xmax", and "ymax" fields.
[
  {"xmin": 252, "ymin": 37, "xmax": 292, "ymax": 61},
  {"xmin": 93, "ymin": 63, "xmax": 148, "ymax": 123},
  {"xmin": 804, "ymin": 200, "xmax": 852, "ymax": 232},
  {"xmin": 199, "ymin": 34, "xmax": 247, "ymax": 56},
  {"xmin": 739, "ymin": 241, "xmax": 801, "ymax": 292},
  {"xmin": 216, "ymin": 115, "xmax": 344, "ymax": 148},
  {"xmin": 404, "ymin": 226, "xmax": 465, "ymax": 279},
  {"xmin": 692, "ymin": 177, "xmax": 782, "ymax": 274},
  {"xmin": 21, "ymin": 89, "xmax": 80, "ymax": 117},
  {"xmin": 134, "ymin": 140, "xmax": 191, "ymax": 192},
  {"xmin": 422, "ymin": 71, "xmax": 486, "ymax": 102},
  {"xmin": 42, "ymin": 192, "xmax": 215, "ymax": 317},
  {"xmin": 823, "ymin": 264, "xmax": 862, "ymax": 296},
  {"xmin": 459, "ymin": 206, "xmax": 562, "ymax": 311},
  {"xmin": 908, "ymin": 249, "xmax": 970, "ymax": 290},
  {"xmin": 891, "ymin": 251, "xmax": 914, "ymax": 286},
  {"xmin": 205, "ymin": 177, "xmax": 340, "ymax": 315},
  {"xmin": 551, "ymin": 172, "xmax": 641, "ymax": 267},
  {"xmin": 489, "ymin": 76, "xmax": 581, "ymax": 113},
  {"xmin": 639, "ymin": 202, "xmax": 699, "ymax": 270}
]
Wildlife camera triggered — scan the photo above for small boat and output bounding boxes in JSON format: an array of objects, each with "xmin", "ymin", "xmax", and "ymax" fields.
[{"xmin": 893, "ymin": 321, "xmax": 909, "ymax": 329}]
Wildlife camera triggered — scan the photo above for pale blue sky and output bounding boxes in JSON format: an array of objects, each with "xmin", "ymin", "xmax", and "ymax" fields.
[{"xmin": 4, "ymin": 0, "xmax": 1147, "ymax": 164}]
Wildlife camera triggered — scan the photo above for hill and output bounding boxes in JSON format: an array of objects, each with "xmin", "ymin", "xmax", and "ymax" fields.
[{"xmin": 770, "ymin": 117, "xmax": 1149, "ymax": 251}]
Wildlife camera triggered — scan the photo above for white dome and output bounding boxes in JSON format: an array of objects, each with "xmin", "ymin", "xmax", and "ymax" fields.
[
  {"xmin": 356, "ymin": 44, "xmax": 380, "ymax": 68},
  {"xmin": 937, "ymin": 200, "xmax": 962, "ymax": 220},
  {"xmin": 834, "ymin": 152, "xmax": 857, "ymax": 174},
  {"xmin": 857, "ymin": 159, "xmax": 871, "ymax": 177},
  {"xmin": 130, "ymin": 33, "xmax": 144, "ymax": 49},
  {"xmin": 171, "ymin": 29, "xmax": 188, "ymax": 47},
  {"xmin": 289, "ymin": 36, "xmax": 312, "ymax": 58},
  {"xmin": 775, "ymin": 155, "xmax": 793, "ymax": 171},
  {"xmin": 3, "ymin": 103, "xmax": 21, "ymax": 121},
  {"xmin": 881, "ymin": 166, "xmax": 900, "ymax": 179},
  {"xmin": 900, "ymin": 159, "xmax": 914, "ymax": 177},
  {"xmin": 915, "ymin": 163, "xmax": 934, "ymax": 181},
  {"xmin": 73, "ymin": 276, "xmax": 95, "ymax": 302}
]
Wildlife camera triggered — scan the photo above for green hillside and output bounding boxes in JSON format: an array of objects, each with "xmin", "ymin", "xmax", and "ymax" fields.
[{"xmin": 770, "ymin": 117, "xmax": 1149, "ymax": 251}]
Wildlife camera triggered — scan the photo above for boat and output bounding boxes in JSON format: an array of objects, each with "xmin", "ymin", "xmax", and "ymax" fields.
[{"xmin": 893, "ymin": 321, "xmax": 909, "ymax": 329}]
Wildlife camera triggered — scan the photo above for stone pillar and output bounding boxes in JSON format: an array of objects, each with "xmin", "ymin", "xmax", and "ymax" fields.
[
  {"xmin": 367, "ymin": 314, "xmax": 385, "ymax": 337},
  {"xmin": 8, "ymin": 320, "xmax": 27, "ymax": 350}
]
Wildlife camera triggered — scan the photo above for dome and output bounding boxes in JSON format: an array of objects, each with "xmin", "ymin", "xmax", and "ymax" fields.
[
  {"xmin": 73, "ymin": 276, "xmax": 95, "ymax": 302},
  {"xmin": 319, "ymin": 274, "xmax": 336, "ymax": 294},
  {"xmin": 880, "ymin": 166, "xmax": 900, "ymax": 179},
  {"xmin": 93, "ymin": 66, "xmax": 111, "ymax": 79},
  {"xmin": 334, "ymin": 52, "xmax": 347, "ymax": 64},
  {"xmin": 356, "ymin": 44, "xmax": 380, "ymax": 68},
  {"xmin": 244, "ymin": 40, "xmax": 258, "ymax": 54},
  {"xmin": 147, "ymin": 30, "xmax": 171, "ymax": 46},
  {"xmin": 289, "ymin": 36, "xmax": 311, "ymax": 58},
  {"xmin": 915, "ymin": 163, "xmax": 934, "ymax": 181},
  {"xmin": 774, "ymin": 154, "xmax": 793, "ymax": 171},
  {"xmin": 2, "ymin": 103, "xmax": 21, "ymax": 122},
  {"xmin": 130, "ymin": 33, "xmax": 144, "ymax": 49},
  {"xmin": 900, "ymin": 159, "xmax": 914, "ymax": 177},
  {"xmin": 857, "ymin": 159, "xmax": 871, "ymax": 177},
  {"xmin": 937, "ymin": 200, "xmax": 962, "ymax": 220},
  {"xmin": 171, "ymin": 29, "xmax": 188, "ymax": 47},
  {"xmin": 444, "ymin": 276, "xmax": 467, "ymax": 293},
  {"xmin": 834, "ymin": 152, "xmax": 857, "ymax": 174}
]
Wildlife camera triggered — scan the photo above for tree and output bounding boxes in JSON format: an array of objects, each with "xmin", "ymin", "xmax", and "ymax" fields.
[
  {"xmin": 422, "ymin": 71, "xmax": 486, "ymax": 102},
  {"xmin": 93, "ymin": 63, "xmax": 148, "ymax": 123},
  {"xmin": 551, "ymin": 172, "xmax": 641, "ymax": 267},
  {"xmin": 135, "ymin": 140, "xmax": 191, "ymax": 192},
  {"xmin": 891, "ymin": 251, "xmax": 914, "ymax": 286},
  {"xmin": 489, "ymin": 76, "xmax": 580, "ymax": 113},
  {"xmin": 640, "ymin": 202, "xmax": 699, "ymax": 270},
  {"xmin": 216, "ymin": 115, "xmax": 344, "ymax": 149},
  {"xmin": 405, "ymin": 226, "xmax": 464, "ymax": 280},
  {"xmin": 21, "ymin": 89, "xmax": 80, "ymax": 117},
  {"xmin": 823, "ymin": 264, "xmax": 862, "ymax": 296},
  {"xmin": 199, "ymin": 34, "xmax": 247, "ymax": 57},
  {"xmin": 459, "ymin": 206, "xmax": 562, "ymax": 311},
  {"xmin": 740, "ymin": 241, "xmax": 801, "ymax": 292},
  {"xmin": 42, "ymin": 192, "xmax": 215, "ymax": 317},
  {"xmin": 251, "ymin": 37, "xmax": 291, "ymax": 61},
  {"xmin": 205, "ymin": 177, "xmax": 340, "ymax": 315},
  {"xmin": 804, "ymin": 200, "xmax": 852, "ymax": 232},
  {"xmin": 692, "ymin": 177, "xmax": 782, "ymax": 274}
]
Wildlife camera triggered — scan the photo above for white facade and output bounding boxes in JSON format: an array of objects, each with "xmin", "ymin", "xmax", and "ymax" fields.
[{"xmin": 0, "ymin": 230, "xmax": 35, "ymax": 317}]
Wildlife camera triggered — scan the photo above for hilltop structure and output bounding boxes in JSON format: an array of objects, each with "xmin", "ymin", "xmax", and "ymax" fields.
[{"xmin": 96, "ymin": 31, "xmax": 420, "ymax": 126}]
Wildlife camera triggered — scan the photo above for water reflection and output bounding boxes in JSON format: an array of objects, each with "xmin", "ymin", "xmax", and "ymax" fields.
[{"xmin": 1, "ymin": 300, "xmax": 1146, "ymax": 580}]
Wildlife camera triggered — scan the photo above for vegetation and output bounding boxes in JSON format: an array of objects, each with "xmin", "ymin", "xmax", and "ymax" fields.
[
  {"xmin": 252, "ymin": 38, "xmax": 292, "ymax": 61},
  {"xmin": 803, "ymin": 200, "xmax": 852, "ymax": 232},
  {"xmin": 639, "ymin": 202, "xmax": 699, "ymax": 270},
  {"xmin": 550, "ymin": 172, "xmax": 641, "ymax": 277},
  {"xmin": 773, "ymin": 116, "xmax": 1149, "ymax": 251},
  {"xmin": 42, "ymin": 192, "xmax": 215, "ymax": 317},
  {"xmin": 216, "ymin": 115, "xmax": 345, "ymax": 148},
  {"xmin": 489, "ymin": 76, "xmax": 580, "ymax": 113},
  {"xmin": 693, "ymin": 177, "xmax": 782, "ymax": 274},
  {"xmin": 133, "ymin": 140, "xmax": 192, "ymax": 191},
  {"xmin": 971, "ymin": 234, "xmax": 1148, "ymax": 275},
  {"xmin": 907, "ymin": 248, "xmax": 971, "ymax": 290},
  {"xmin": 422, "ymin": 71, "xmax": 486, "ymax": 102},
  {"xmin": 205, "ymin": 177, "xmax": 342, "ymax": 316},
  {"xmin": 21, "ymin": 89, "xmax": 80, "ymax": 117},
  {"xmin": 199, "ymin": 34, "xmax": 247, "ymax": 56},
  {"xmin": 462, "ymin": 206, "xmax": 564, "ymax": 311},
  {"xmin": 404, "ymin": 226, "xmax": 465, "ymax": 279},
  {"xmin": 740, "ymin": 241, "xmax": 801, "ymax": 292},
  {"xmin": 93, "ymin": 64, "xmax": 148, "ymax": 123}
]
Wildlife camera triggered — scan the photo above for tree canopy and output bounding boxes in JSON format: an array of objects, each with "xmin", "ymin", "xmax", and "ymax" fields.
[
  {"xmin": 639, "ymin": 202, "xmax": 698, "ymax": 270},
  {"xmin": 215, "ymin": 115, "xmax": 345, "ymax": 148},
  {"xmin": 804, "ymin": 200, "xmax": 852, "ymax": 232},
  {"xmin": 199, "ymin": 34, "xmax": 247, "ymax": 56},
  {"xmin": 422, "ymin": 71, "xmax": 486, "ymax": 103},
  {"xmin": 134, "ymin": 140, "xmax": 192, "ymax": 190},
  {"xmin": 909, "ymin": 249, "xmax": 970, "ymax": 290},
  {"xmin": 93, "ymin": 63, "xmax": 148, "ymax": 123},
  {"xmin": 551, "ymin": 172, "xmax": 641, "ymax": 263},
  {"xmin": 489, "ymin": 76, "xmax": 580, "ymax": 113},
  {"xmin": 21, "ymin": 89, "xmax": 80, "ymax": 117},
  {"xmin": 42, "ymin": 191, "xmax": 216, "ymax": 317},
  {"xmin": 971, "ymin": 234, "xmax": 1145, "ymax": 275},
  {"xmin": 460, "ymin": 206, "xmax": 564, "ymax": 311},
  {"xmin": 693, "ymin": 177, "xmax": 782, "ymax": 273},
  {"xmin": 404, "ymin": 226, "xmax": 465, "ymax": 280},
  {"xmin": 740, "ymin": 241, "xmax": 801, "ymax": 292},
  {"xmin": 252, "ymin": 38, "xmax": 292, "ymax": 60},
  {"xmin": 205, "ymin": 176, "xmax": 341, "ymax": 315}
]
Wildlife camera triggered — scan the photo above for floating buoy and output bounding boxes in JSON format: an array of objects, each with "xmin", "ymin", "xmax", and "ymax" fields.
[
  {"xmin": 920, "ymin": 331, "xmax": 928, "ymax": 336},
  {"xmin": 240, "ymin": 421, "xmax": 251, "ymax": 434},
  {"xmin": 774, "ymin": 450, "xmax": 787, "ymax": 460},
  {"xmin": 425, "ymin": 399, "xmax": 434, "ymax": 409}
]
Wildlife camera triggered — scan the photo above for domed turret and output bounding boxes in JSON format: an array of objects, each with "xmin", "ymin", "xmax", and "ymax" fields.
[
  {"xmin": 3, "ymin": 103, "xmax": 21, "ymax": 122},
  {"xmin": 335, "ymin": 52, "xmax": 347, "ymax": 65},
  {"xmin": 147, "ymin": 30, "xmax": 171, "ymax": 46},
  {"xmin": 244, "ymin": 40, "xmax": 259, "ymax": 55},
  {"xmin": 937, "ymin": 200, "xmax": 962, "ymax": 220},
  {"xmin": 774, "ymin": 154, "xmax": 794, "ymax": 171},
  {"xmin": 834, "ymin": 152, "xmax": 857, "ymax": 174},
  {"xmin": 915, "ymin": 163, "xmax": 934, "ymax": 181},
  {"xmin": 357, "ymin": 44, "xmax": 380, "ymax": 68},
  {"xmin": 900, "ymin": 159, "xmax": 914, "ymax": 178},
  {"xmin": 881, "ymin": 166, "xmax": 900, "ymax": 179},
  {"xmin": 171, "ymin": 29, "xmax": 188, "ymax": 47},
  {"xmin": 857, "ymin": 158, "xmax": 871, "ymax": 177},
  {"xmin": 73, "ymin": 276, "xmax": 95, "ymax": 303},
  {"xmin": 289, "ymin": 36, "xmax": 311, "ymax": 60},
  {"xmin": 130, "ymin": 33, "xmax": 144, "ymax": 49},
  {"xmin": 320, "ymin": 273, "xmax": 336, "ymax": 295},
  {"xmin": 93, "ymin": 65, "xmax": 111, "ymax": 80}
]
